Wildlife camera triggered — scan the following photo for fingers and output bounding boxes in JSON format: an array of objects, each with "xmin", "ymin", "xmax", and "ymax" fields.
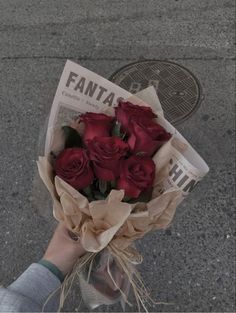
[
  {"xmin": 53, "ymin": 222, "xmax": 86, "ymax": 256},
  {"xmin": 56, "ymin": 222, "xmax": 79, "ymax": 241},
  {"xmin": 67, "ymin": 230, "xmax": 79, "ymax": 241}
]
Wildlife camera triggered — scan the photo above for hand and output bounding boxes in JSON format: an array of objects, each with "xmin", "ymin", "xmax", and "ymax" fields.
[{"xmin": 43, "ymin": 223, "xmax": 86, "ymax": 276}]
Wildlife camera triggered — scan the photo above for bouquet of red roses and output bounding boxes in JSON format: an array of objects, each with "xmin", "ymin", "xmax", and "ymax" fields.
[
  {"xmin": 37, "ymin": 61, "xmax": 209, "ymax": 311},
  {"xmin": 54, "ymin": 102, "xmax": 171, "ymax": 205},
  {"xmin": 39, "ymin": 102, "xmax": 171, "ymax": 310}
]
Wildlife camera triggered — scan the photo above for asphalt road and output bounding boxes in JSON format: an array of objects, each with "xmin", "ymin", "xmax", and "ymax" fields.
[{"xmin": 0, "ymin": 1, "xmax": 235, "ymax": 312}]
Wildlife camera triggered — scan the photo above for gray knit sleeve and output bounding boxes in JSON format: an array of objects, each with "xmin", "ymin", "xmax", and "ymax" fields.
[{"xmin": 0, "ymin": 263, "xmax": 61, "ymax": 312}]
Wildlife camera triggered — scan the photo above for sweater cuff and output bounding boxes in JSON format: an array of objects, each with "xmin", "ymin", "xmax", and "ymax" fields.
[
  {"xmin": 38, "ymin": 259, "xmax": 64, "ymax": 283},
  {"xmin": 8, "ymin": 263, "xmax": 61, "ymax": 308}
]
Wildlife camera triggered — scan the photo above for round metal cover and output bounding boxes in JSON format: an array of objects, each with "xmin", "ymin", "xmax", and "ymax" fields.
[{"xmin": 109, "ymin": 60, "xmax": 202, "ymax": 125}]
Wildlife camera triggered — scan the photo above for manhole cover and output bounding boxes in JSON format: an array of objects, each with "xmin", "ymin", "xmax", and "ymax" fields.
[{"xmin": 109, "ymin": 60, "xmax": 203, "ymax": 125}]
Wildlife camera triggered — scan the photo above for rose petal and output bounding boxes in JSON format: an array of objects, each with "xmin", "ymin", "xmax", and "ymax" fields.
[
  {"xmin": 80, "ymin": 112, "xmax": 114, "ymax": 142},
  {"xmin": 118, "ymin": 156, "xmax": 155, "ymax": 198},
  {"xmin": 115, "ymin": 101, "xmax": 156, "ymax": 134},
  {"xmin": 93, "ymin": 161, "xmax": 117, "ymax": 181},
  {"xmin": 128, "ymin": 118, "xmax": 171, "ymax": 156},
  {"xmin": 55, "ymin": 148, "xmax": 94, "ymax": 190},
  {"xmin": 87, "ymin": 137, "xmax": 129, "ymax": 181},
  {"xmin": 117, "ymin": 177, "xmax": 141, "ymax": 198}
]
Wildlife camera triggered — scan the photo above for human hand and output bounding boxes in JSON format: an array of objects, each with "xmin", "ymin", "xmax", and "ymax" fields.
[{"xmin": 43, "ymin": 223, "xmax": 86, "ymax": 276}]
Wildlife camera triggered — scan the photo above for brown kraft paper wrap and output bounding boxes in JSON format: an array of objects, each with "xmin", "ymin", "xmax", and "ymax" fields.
[{"xmin": 37, "ymin": 60, "xmax": 209, "ymax": 311}]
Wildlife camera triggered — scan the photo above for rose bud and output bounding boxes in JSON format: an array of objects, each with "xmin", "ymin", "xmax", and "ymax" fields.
[
  {"xmin": 87, "ymin": 136, "xmax": 129, "ymax": 181},
  {"xmin": 117, "ymin": 155, "xmax": 155, "ymax": 198},
  {"xmin": 55, "ymin": 148, "xmax": 94, "ymax": 190},
  {"xmin": 115, "ymin": 101, "xmax": 156, "ymax": 134},
  {"xmin": 80, "ymin": 112, "xmax": 114, "ymax": 142},
  {"xmin": 128, "ymin": 117, "xmax": 171, "ymax": 157}
]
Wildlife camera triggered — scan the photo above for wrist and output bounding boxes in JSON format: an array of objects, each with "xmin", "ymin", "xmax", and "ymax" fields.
[
  {"xmin": 42, "ymin": 253, "xmax": 71, "ymax": 276},
  {"xmin": 38, "ymin": 259, "xmax": 65, "ymax": 283}
]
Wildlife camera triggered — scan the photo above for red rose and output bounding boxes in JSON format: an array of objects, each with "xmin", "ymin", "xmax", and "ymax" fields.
[
  {"xmin": 117, "ymin": 155, "xmax": 155, "ymax": 198},
  {"xmin": 55, "ymin": 148, "xmax": 94, "ymax": 190},
  {"xmin": 87, "ymin": 136, "xmax": 129, "ymax": 181},
  {"xmin": 128, "ymin": 117, "xmax": 171, "ymax": 156},
  {"xmin": 115, "ymin": 101, "xmax": 156, "ymax": 134},
  {"xmin": 80, "ymin": 112, "xmax": 114, "ymax": 142}
]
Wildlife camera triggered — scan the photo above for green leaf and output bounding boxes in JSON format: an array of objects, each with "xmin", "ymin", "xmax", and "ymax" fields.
[
  {"xmin": 110, "ymin": 180, "xmax": 116, "ymax": 189},
  {"xmin": 82, "ymin": 185, "xmax": 93, "ymax": 197},
  {"xmin": 112, "ymin": 122, "xmax": 127, "ymax": 140},
  {"xmin": 92, "ymin": 179, "xmax": 99, "ymax": 190},
  {"xmin": 136, "ymin": 151, "xmax": 146, "ymax": 157},
  {"xmin": 62, "ymin": 126, "xmax": 82, "ymax": 148},
  {"xmin": 82, "ymin": 186, "xmax": 95, "ymax": 202},
  {"xmin": 129, "ymin": 189, "xmax": 153, "ymax": 204},
  {"xmin": 112, "ymin": 122, "xmax": 122, "ymax": 138},
  {"xmin": 121, "ymin": 132, "xmax": 127, "ymax": 140},
  {"xmin": 93, "ymin": 191, "xmax": 107, "ymax": 200},
  {"xmin": 99, "ymin": 179, "xmax": 107, "ymax": 194},
  {"xmin": 123, "ymin": 195, "xmax": 132, "ymax": 202}
]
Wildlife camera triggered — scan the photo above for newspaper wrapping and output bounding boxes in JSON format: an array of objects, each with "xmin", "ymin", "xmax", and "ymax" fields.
[{"xmin": 37, "ymin": 60, "xmax": 209, "ymax": 310}]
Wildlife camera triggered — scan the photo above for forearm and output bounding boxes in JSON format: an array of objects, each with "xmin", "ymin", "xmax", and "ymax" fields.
[
  {"xmin": 0, "ymin": 223, "xmax": 85, "ymax": 312},
  {"xmin": 0, "ymin": 263, "xmax": 61, "ymax": 312}
]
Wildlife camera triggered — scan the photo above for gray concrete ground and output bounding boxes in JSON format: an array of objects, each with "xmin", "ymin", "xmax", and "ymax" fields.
[{"xmin": 0, "ymin": 0, "xmax": 235, "ymax": 312}]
